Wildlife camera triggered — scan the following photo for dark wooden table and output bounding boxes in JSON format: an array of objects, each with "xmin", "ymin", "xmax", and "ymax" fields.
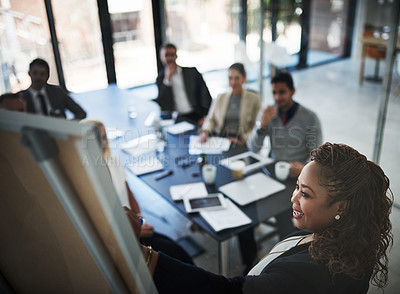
[{"xmin": 73, "ymin": 86, "xmax": 296, "ymax": 274}]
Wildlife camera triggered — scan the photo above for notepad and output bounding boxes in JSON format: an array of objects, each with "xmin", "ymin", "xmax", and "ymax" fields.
[
  {"xmin": 120, "ymin": 134, "xmax": 158, "ymax": 157},
  {"xmin": 169, "ymin": 182, "xmax": 208, "ymax": 201},
  {"xmin": 166, "ymin": 121, "xmax": 195, "ymax": 135},
  {"xmin": 188, "ymin": 135, "xmax": 231, "ymax": 155},
  {"xmin": 200, "ymin": 198, "xmax": 252, "ymax": 232},
  {"xmin": 127, "ymin": 157, "xmax": 164, "ymax": 176},
  {"xmin": 218, "ymin": 172, "xmax": 286, "ymax": 206}
]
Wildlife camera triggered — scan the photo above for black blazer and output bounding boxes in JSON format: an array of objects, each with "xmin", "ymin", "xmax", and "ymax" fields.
[
  {"xmin": 155, "ymin": 67, "xmax": 212, "ymax": 120},
  {"xmin": 19, "ymin": 84, "xmax": 87, "ymax": 120},
  {"xmin": 153, "ymin": 231, "xmax": 371, "ymax": 294}
]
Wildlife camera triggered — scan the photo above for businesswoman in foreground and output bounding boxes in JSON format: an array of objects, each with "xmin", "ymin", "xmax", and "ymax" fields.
[{"xmin": 127, "ymin": 142, "xmax": 393, "ymax": 293}]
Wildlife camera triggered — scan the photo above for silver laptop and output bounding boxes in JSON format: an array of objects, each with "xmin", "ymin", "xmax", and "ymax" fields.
[{"xmin": 218, "ymin": 172, "xmax": 286, "ymax": 206}]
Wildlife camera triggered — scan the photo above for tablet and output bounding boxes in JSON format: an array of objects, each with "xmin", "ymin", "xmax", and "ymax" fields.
[
  {"xmin": 183, "ymin": 193, "xmax": 227, "ymax": 213},
  {"xmin": 219, "ymin": 151, "xmax": 274, "ymax": 175}
]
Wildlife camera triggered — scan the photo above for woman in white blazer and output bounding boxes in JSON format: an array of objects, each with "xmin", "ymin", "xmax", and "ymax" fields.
[{"xmin": 200, "ymin": 63, "xmax": 261, "ymax": 145}]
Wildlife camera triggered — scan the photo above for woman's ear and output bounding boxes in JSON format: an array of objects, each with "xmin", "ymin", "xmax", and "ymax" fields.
[{"xmin": 336, "ymin": 200, "xmax": 348, "ymax": 214}]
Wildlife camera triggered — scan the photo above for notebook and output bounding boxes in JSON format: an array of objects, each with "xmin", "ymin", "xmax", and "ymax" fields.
[
  {"xmin": 127, "ymin": 156, "xmax": 164, "ymax": 176},
  {"xmin": 166, "ymin": 121, "xmax": 195, "ymax": 135},
  {"xmin": 200, "ymin": 198, "xmax": 252, "ymax": 232},
  {"xmin": 120, "ymin": 134, "xmax": 157, "ymax": 157},
  {"xmin": 188, "ymin": 135, "xmax": 231, "ymax": 155},
  {"xmin": 218, "ymin": 172, "xmax": 286, "ymax": 206},
  {"xmin": 169, "ymin": 182, "xmax": 208, "ymax": 201}
]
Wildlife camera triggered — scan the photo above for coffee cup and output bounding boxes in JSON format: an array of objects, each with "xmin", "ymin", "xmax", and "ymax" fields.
[
  {"xmin": 275, "ymin": 161, "xmax": 291, "ymax": 181},
  {"xmin": 127, "ymin": 105, "xmax": 137, "ymax": 119},
  {"xmin": 202, "ymin": 164, "xmax": 217, "ymax": 185},
  {"xmin": 230, "ymin": 160, "xmax": 246, "ymax": 180}
]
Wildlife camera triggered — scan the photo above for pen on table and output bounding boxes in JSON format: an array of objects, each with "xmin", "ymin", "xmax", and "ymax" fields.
[
  {"xmin": 155, "ymin": 170, "xmax": 174, "ymax": 180},
  {"xmin": 262, "ymin": 166, "xmax": 272, "ymax": 177},
  {"xmin": 142, "ymin": 208, "xmax": 169, "ymax": 224}
]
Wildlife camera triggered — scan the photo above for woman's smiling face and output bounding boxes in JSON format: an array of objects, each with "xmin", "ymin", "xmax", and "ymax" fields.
[
  {"xmin": 228, "ymin": 68, "xmax": 245, "ymax": 95},
  {"xmin": 291, "ymin": 161, "xmax": 341, "ymax": 233}
]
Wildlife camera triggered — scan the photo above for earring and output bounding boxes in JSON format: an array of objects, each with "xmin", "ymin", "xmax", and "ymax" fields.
[{"xmin": 335, "ymin": 214, "xmax": 341, "ymax": 220}]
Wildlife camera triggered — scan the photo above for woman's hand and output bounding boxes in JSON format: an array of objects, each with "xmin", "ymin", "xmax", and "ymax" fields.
[
  {"xmin": 124, "ymin": 207, "xmax": 158, "ymax": 275},
  {"xmin": 197, "ymin": 117, "xmax": 206, "ymax": 127},
  {"xmin": 228, "ymin": 137, "xmax": 246, "ymax": 146},
  {"xmin": 140, "ymin": 224, "xmax": 155, "ymax": 238},
  {"xmin": 124, "ymin": 206, "xmax": 142, "ymax": 239},
  {"xmin": 199, "ymin": 131, "xmax": 209, "ymax": 143}
]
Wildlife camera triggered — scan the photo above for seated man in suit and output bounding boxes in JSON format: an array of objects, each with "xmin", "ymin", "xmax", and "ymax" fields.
[
  {"xmin": 154, "ymin": 43, "xmax": 212, "ymax": 125},
  {"xmin": 0, "ymin": 93, "xmax": 26, "ymax": 112},
  {"xmin": 19, "ymin": 58, "xmax": 87, "ymax": 120}
]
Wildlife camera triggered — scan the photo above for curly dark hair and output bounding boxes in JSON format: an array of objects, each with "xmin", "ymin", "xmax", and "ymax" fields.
[{"xmin": 309, "ymin": 142, "xmax": 393, "ymax": 288}]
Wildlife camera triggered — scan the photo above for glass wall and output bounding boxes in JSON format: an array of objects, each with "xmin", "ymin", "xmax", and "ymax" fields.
[
  {"xmin": 0, "ymin": 0, "xmax": 357, "ymax": 95},
  {"xmin": 275, "ymin": 0, "xmax": 302, "ymax": 55},
  {"xmin": 52, "ymin": 0, "xmax": 107, "ymax": 92},
  {"xmin": 246, "ymin": 0, "xmax": 354, "ymax": 76},
  {"xmin": 308, "ymin": 0, "xmax": 351, "ymax": 65},
  {"xmin": 246, "ymin": 0, "xmax": 300, "ymax": 80},
  {"xmin": 108, "ymin": 0, "xmax": 157, "ymax": 89},
  {"xmin": 164, "ymin": 0, "xmax": 239, "ymax": 73},
  {"xmin": 0, "ymin": 0, "xmax": 55, "ymax": 93}
]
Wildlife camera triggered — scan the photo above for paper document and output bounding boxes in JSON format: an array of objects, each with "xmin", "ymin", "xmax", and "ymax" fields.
[
  {"xmin": 167, "ymin": 121, "xmax": 195, "ymax": 135},
  {"xmin": 188, "ymin": 135, "xmax": 231, "ymax": 155},
  {"xmin": 169, "ymin": 182, "xmax": 208, "ymax": 201},
  {"xmin": 200, "ymin": 198, "xmax": 252, "ymax": 232},
  {"xmin": 219, "ymin": 172, "xmax": 286, "ymax": 206},
  {"xmin": 120, "ymin": 134, "xmax": 157, "ymax": 157},
  {"xmin": 160, "ymin": 119, "xmax": 175, "ymax": 127},
  {"xmin": 144, "ymin": 111, "xmax": 157, "ymax": 126},
  {"xmin": 127, "ymin": 157, "xmax": 164, "ymax": 176}
]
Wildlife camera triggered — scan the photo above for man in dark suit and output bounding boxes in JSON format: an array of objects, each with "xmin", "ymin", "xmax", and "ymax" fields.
[
  {"xmin": 155, "ymin": 43, "xmax": 212, "ymax": 125},
  {"xmin": 19, "ymin": 58, "xmax": 86, "ymax": 120}
]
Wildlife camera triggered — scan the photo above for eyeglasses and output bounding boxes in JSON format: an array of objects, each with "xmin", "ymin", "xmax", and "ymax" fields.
[{"xmin": 164, "ymin": 53, "xmax": 176, "ymax": 57}]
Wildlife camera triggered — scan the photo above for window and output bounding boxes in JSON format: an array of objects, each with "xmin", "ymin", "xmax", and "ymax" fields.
[
  {"xmin": 164, "ymin": 0, "xmax": 239, "ymax": 73},
  {"xmin": 109, "ymin": 0, "xmax": 157, "ymax": 89},
  {"xmin": 52, "ymin": 0, "xmax": 107, "ymax": 92},
  {"xmin": 0, "ymin": 0, "xmax": 55, "ymax": 93}
]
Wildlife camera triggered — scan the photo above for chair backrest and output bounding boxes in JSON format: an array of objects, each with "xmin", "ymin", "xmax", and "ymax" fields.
[{"xmin": 362, "ymin": 25, "xmax": 386, "ymax": 59}]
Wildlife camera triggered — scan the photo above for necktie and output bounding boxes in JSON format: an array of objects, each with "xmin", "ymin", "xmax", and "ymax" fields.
[
  {"xmin": 37, "ymin": 94, "xmax": 47, "ymax": 115},
  {"xmin": 280, "ymin": 112, "xmax": 288, "ymax": 126}
]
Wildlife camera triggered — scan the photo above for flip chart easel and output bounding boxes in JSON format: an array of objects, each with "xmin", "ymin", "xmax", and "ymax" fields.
[{"xmin": 0, "ymin": 110, "xmax": 157, "ymax": 294}]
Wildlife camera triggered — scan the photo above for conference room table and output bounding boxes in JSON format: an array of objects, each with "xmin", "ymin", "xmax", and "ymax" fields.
[
  {"xmin": 133, "ymin": 130, "xmax": 295, "ymax": 275},
  {"xmin": 73, "ymin": 86, "xmax": 296, "ymax": 275}
]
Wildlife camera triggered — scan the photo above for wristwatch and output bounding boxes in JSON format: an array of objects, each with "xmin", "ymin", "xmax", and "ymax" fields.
[{"xmin": 256, "ymin": 121, "xmax": 267, "ymax": 135}]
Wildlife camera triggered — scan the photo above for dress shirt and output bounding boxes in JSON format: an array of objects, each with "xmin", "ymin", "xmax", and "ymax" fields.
[
  {"xmin": 164, "ymin": 66, "xmax": 193, "ymax": 114},
  {"xmin": 222, "ymin": 93, "xmax": 241, "ymax": 136},
  {"xmin": 278, "ymin": 102, "xmax": 299, "ymax": 125},
  {"xmin": 28, "ymin": 88, "xmax": 50, "ymax": 115}
]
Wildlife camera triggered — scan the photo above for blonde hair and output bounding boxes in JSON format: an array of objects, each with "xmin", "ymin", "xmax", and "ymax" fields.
[{"xmin": 80, "ymin": 119, "xmax": 111, "ymax": 157}]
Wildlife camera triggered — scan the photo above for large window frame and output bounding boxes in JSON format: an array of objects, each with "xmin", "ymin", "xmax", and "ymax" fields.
[{"xmin": 1, "ymin": 0, "xmax": 356, "ymax": 93}]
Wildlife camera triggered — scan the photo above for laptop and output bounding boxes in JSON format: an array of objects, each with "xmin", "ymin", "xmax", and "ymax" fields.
[{"xmin": 218, "ymin": 172, "xmax": 286, "ymax": 206}]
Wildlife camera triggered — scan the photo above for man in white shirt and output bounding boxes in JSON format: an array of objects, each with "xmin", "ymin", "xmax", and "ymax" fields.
[
  {"xmin": 19, "ymin": 58, "xmax": 86, "ymax": 120},
  {"xmin": 155, "ymin": 43, "xmax": 212, "ymax": 125}
]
